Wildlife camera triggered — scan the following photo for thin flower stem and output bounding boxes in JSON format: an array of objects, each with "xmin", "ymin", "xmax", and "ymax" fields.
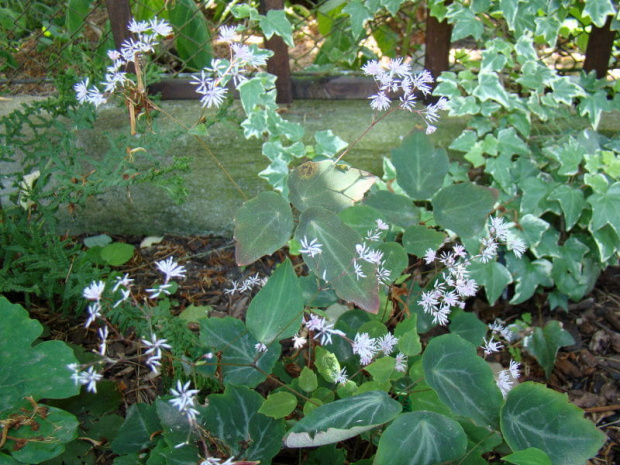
[
  {"xmin": 335, "ymin": 108, "xmax": 397, "ymax": 164},
  {"xmin": 252, "ymin": 366, "xmax": 319, "ymax": 405},
  {"xmin": 149, "ymin": 102, "xmax": 249, "ymax": 200}
]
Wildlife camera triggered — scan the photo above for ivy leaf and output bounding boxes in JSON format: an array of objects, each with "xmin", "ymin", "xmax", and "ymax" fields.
[
  {"xmin": 380, "ymin": 0, "xmax": 406, "ymax": 16},
  {"xmin": 592, "ymin": 225, "xmax": 620, "ymax": 262},
  {"xmin": 473, "ymin": 72, "xmax": 512, "ymax": 109},
  {"xmin": 423, "ymin": 334, "xmax": 504, "ymax": 429},
  {"xmin": 548, "ymin": 185, "xmax": 585, "ymax": 231},
  {"xmin": 393, "ymin": 131, "xmax": 450, "ymax": 201},
  {"xmin": 588, "ymin": 181, "xmax": 620, "ymax": 235},
  {"xmin": 374, "ymin": 411, "xmax": 468, "ymax": 465},
  {"xmin": 283, "ymin": 391, "xmax": 402, "ymax": 447},
  {"xmin": 549, "ymin": 77, "xmax": 586, "ymax": 105},
  {"xmin": 343, "ymin": 0, "xmax": 372, "ymax": 38},
  {"xmin": 535, "ymin": 16, "xmax": 562, "ymax": 46},
  {"xmin": 363, "ymin": 190, "xmax": 420, "ymax": 228},
  {"xmin": 295, "ymin": 207, "xmax": 380, "ymax": 313},
  {"xmin": 497, "ymin": 127, "xmax": 529, "ymax": 157},
  {"xmin": 259, "ymin": 9, "xmax": 294, "ymax": 47},
  {"xmin": 110, "ymin": 404, "xmax": 161, "ymax": 454},
  {"xmin": 450, "ymin": 130, "xmax": 478, "ymax": 153},
  {"xmin": 258, "ymin": 158, "xmax": 289, "ymax": 195},
  {"xmin": 7, "ymin": 405, "xmax": 79, "ymax": 464},
  {"xmin": 200, "ymin": 317, "xmax": 280, "ymax": 387},
  {"xmin": 432, "ymin": 183, "xmax": 497, "ymax": 239},
  {"xmin": 518, "ymin": 177, "xmax": 557, "ymax": 217},
  {"xmin": 238, "ymin": 74, "xmax": 277, "ymax": 113},
  {"xmin": 551, "ymin": 237, "xmax": 599, "ymax": 301},
  {"xmin": 578, "ymin": 90, "xmax": 612, "ymax": 128},
  {"xmin": 469, "ymin": 260, "xmax": 513, "ymax": 305},
  {"xmin": 246, "ymin": 258, "xmax": 304, "ymax": 344},
  {"xmin": 447, "ymin": 6, "xmax": 483, "ymax": 40},
  {"xmin": 502, "ymin": 447, "xmax": 552, "ymax": 465},
  {"xmin": 523, "ymin": 320, "xmax": 575, "ymax": 379},
  {"xmin": 486, "ymin": 154, "xmax": 516, "ymax": 193},
  {"xmin": 234, "ymin": 192, "xmax": 293, "ymax": 266},
  {"xmin": 449, "ymin": 312, "xmax": 488, "ymax": 347},
  {"xmin": 505, "ymin": 254, "xmax": 553, "ymax": 305},
  {"xmin": 204, "ymin": 385, "xmax": 285, "ymax": 463},
  {"xmin": 288, "ymin": 160, "xmax": 376, "ymax": 214},
  {"xmin": 0, "ymin": 297, "xmax": 79, "ymax": 416},
  {"xmin": 315, "ymin": 130, "xmax": 348, "ymax": 157},
  {"xmin": 402, "ymin": 225, "xmax": 447, "ymax": 257},
  {"xmin": 435, "ymin": 72, "xmax": 462, "ymax": 98},
  {"xmin": 583, "ymin": 0, "xmax": 616, "ymax": 27},
  {"xmin": 259, "ymin": 392, "xmax": 298, "ymax": 419},
  {"xmin": 519, "ymin": 215, "xmax": 550, "ymax": 248},
  {"xmin": 501, "ymin": 382, "xmax": 606, "ymax": 464}
]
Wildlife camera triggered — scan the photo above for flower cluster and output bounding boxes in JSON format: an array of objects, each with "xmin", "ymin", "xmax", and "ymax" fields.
[
  {"xmin": 142, "ymin": 334, "xmax": 172, "ymax": 374},
  {"xmin": 299, "ymin": 222, "xmax": 393, "ymax": 286},
  {"xmin": 479, "ymin": 216, "xmax": 527, "ymax": 263},
  {"xmin": 364, "ymin": 218, "xmax": 389, "ymax": 241},
  {"xmin": 71, "ymin": 258, "xmax": 185, "ymax": 393},
  {"xmin": 480, "ymin": 319, "xmax": 518, "ymax": 357},
  {"xmin": 292, "ymin": 331, "xmax": 307, "ymax": 350},
  {"xmin": 200, "ymin": 457, "xmax": 236, "ymax": 465},
  {"xmin": 419, "ymin": 245, "xmax": 479, "ymax": 326},
  {"xmin": 169, "ymin": 380, "xmax": 200, "ymax": 422},
  {"xmin": 148, "ymin": 257, "xmax": 187, "ymax": 298},
  {"xmin": 224, "ymin": 273, "xmax": 267, "ymax": 296},
  {"xmin": 74, "ymin": 17, "xmax": 171, "ymax": 107},
  {"xmin": 190, "ymin": 25, "xmax": 271, "ymax": 108},
  {"xmin": 68, "ymin": 364, "xmax": 103, "ymax": 393},
  {"xmin": 361, "ymin": 58, "xmax": 448, "ymax": 134},
  {"xmin": 354, "ymin": 241, "xmax": 392, "ymax": 284},
  {"xmin": 488, "ymin": 318, "xmax": 518, "ymax": 342},
  {"xmin": 496, "ymin": 360, "xmax": 521, "ymax": 397},
  {"xmin": 299, "ymin": 237, "xmax": 323, "ymax": 258},
  {"xmin": 305, "ymin": 314, "xmax": 346, "ymax": 345},
  {"xmin": 82, "ymin": 275, "xmax": 133, "ymax": 357},
  {"xmin": 418, "ymin": 216, "xmax": 529, "ymax": 326},
  {"xmin": 352, "ymin": 332, "xmax": 404, "ymax": 366},
  {"xmin": 479, "ymin": 320, "xmax": 521, "ymax": 396}
]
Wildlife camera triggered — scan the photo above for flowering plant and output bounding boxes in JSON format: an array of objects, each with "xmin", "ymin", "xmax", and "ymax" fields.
[
  {"xmin": 51, "ymin": 10, "xmax": 609, "ymax": 465},
  {"xmin": 74, "ymin": 18, "xmax": 172, "ymax": 134}
]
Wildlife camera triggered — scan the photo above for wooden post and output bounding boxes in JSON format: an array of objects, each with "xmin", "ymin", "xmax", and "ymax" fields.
[
  {"xmin": 424, "ymin": 5, "xmax": 452, "ymax": 98},
  {"xmin": 583, "ymin": 16, "xmax": 616, "ymax": 79},
  {"xmin": 106, "ymin": 0, "xmax": 133, "ymax": 50},
  {"xmin": 105, "ymin": 0, "xmax": 135, "ymax": 73},
  {"xmin": 259, "ymin": 0, "xmax": 293, "ymax": 104}
]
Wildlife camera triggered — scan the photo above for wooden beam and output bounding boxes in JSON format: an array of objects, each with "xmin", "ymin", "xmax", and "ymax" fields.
[{"xmin": 148, "ymin": 75, "xmax": 377, "ymax": 100}]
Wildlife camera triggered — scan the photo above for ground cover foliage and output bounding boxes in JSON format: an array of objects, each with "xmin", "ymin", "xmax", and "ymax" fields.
[{"xmin": 0, "ymin": 1, "xmax": 619, "ymax": 464}]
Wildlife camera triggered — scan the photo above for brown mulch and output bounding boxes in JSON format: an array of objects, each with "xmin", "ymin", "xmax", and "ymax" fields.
[{"xmin": 40, "ymin": 234, "xmax": 620, "ymax": 463}]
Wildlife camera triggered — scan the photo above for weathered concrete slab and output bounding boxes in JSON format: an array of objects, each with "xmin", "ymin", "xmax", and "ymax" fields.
[
  {"xmin": 2, "ymin": 96, "xmax": 617, "ymax": 237},
  {"xmin": 2, "ymin": 97, "xmax": 456, "ymax": 236}
]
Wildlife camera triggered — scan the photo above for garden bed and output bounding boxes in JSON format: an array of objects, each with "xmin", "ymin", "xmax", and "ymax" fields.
[{"xmin": 27, "ymin": 232, "xmax": 619, "ymax": 464}]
